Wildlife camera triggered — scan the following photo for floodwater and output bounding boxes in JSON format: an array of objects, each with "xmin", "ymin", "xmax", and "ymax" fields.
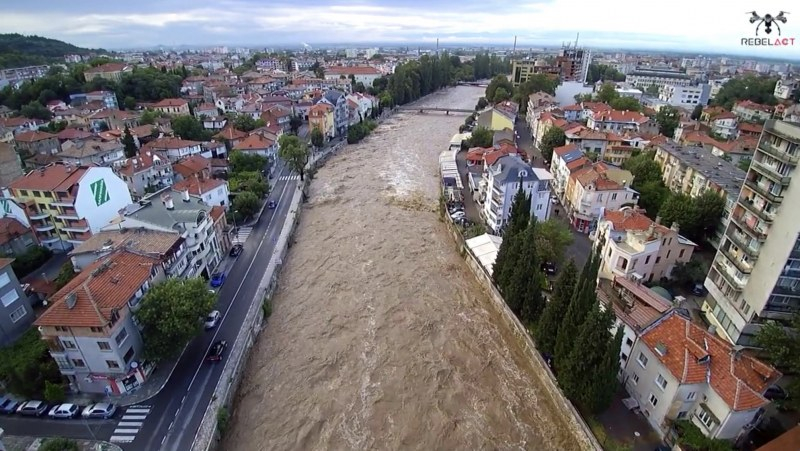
[{"xmin": 224, "ymin": 86, "xmax": 587, "ymax": 451}]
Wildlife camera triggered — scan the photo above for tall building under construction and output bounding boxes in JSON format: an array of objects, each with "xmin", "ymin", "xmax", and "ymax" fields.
[{"xmin": 511, "ymin": 43, "xmax": 591, "ymax": 87}]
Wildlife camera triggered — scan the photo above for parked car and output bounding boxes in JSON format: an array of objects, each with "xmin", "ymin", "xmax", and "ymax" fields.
[
  {"xmin": 541, "ymin": 261, "xmax": 557, "ymax": 276},
  {"xmin": 692, "ymin": 282, "xmax": 707, "ymax": 296},
  {"xmin": 17, "ymin": 400, "xmax": 48, "ymax": 417},
  {"xmin": 49, "ymin": 403, "xmax": 80, "ymax": 419},
  {"xmin": 764, "ymin": 384, "xmax": 789, "ymax": 400},
  {"xmin": 0, "ymin": 396, "xmax": 20, "ymax": 414},
  {"xmin": 207, "ymin": 340, "xmax": 228, "ymax": 362},
  {"xmin": 229, "ymin": 244, "xmax": 243, "ymax": 257},
  {"xmin": 205, "ymin": 310, "xmax": 221, "ymax": 329},
  {"xmin": 82, "ymin": 403, "xmax": 117, "ymax": 419},
  {"xmin": 267, "ymin": 200, "xmax": 278, "ymax": 209},
  {"xmin": 210, "ymin": 272, "xmax": 226, "ymax": 287},
  {"xmin": 451, "ymin": 211, "xmax": 466, "ymax": 220}
]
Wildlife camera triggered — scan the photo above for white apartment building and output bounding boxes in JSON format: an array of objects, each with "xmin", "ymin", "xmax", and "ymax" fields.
[
  {"xmin": 623, "ymin": 310, "xmax": 779, "ymax": 441},
  {"xmin": 658, "ymin": 84, "xmax": 710, "ymax": 108},
  {"xmin": 566, "ymin": 164, "xmax": 638, "ymax": 234},
  {"xmin": 34, "ymin": 249, "xmax": 163, "ymax": 394},
  {"xmin": 710, "ymin": 113, "xmax": 739, "ymax": 140},
  {"xmin": 587, "ymin": 110, "xmax": 651, "ymax": 134},
  {"xmin": 773, "ymin": 78, "xmax": 798, "ymax": 100},
  {"xmin": 482, "ymin": 155, "xmax": 553, "ymax": 234},
  {"xmin": 702, "ymin": 120, "xmax": 800, "ymax": 346},
  {"xmin": 596, "ymin": 208, "xmax": 696, "ymax": 284},
  {"xmin": 142, "ymin": 137, "xmax": 204, "ymax": 163},
  {"xmin": 550, "ymin": 143, "xmax": 590, "ymax": 202},
  {"xmin": 114, "ymin": 150, "xmax": 174, "ymax": 200},
  {"xmin": 626, "ymin": 66, "xmax": 692, "ymax": 90}
]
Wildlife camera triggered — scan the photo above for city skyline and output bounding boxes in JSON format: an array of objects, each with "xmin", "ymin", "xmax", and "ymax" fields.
[{"xmin": 2, "ymin": 0, "xmax": 797, "ymax": 59}]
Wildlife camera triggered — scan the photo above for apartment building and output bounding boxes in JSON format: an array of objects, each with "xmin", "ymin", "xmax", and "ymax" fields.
[
  {"xmin": 324, "ymin": 66, "xmax": 381, "ymax": 85},
  {"xmin": 566, "ymin": 164, "xmax": 638, "ymax": 233},
  {"xmin": 481, "ymin": 155, "xmax": 553, "ymax": 234},
  {"xmin": 732, "ymin": 101, "xmax": 774, "ymax": 123},
  {"xmin": 142, "ymin": 137, "xmax": 203, "ymax": 162},
  {"xmin": 564, "ymin": 127, "xmax": 625, "ymax": 160},
  {"xmin": 5, "ymin": 163, "xmax": 133, "ymax": 252},
  {"xmin": 597, "ymin": 207, "xmax": 696, "ymax": 283},
  {"xmin": 512, "ymin": 60, "xmax": 560, "ymax": 87},
  {"xmin": 114, "ymin": 150, "xmax": 174, "ymax": 200},
  {"xmin": 587, "ymin": 110, "xmax": 651, "ymax": 134},
  {"xmin": 309, "ymin": 103, "xmax": 335, "ymax": 139},
  {"xmin": 104, "ymin": 189, "xmax": 226, "ymax": 279},
  {"xmin": 0, "ymin": 258, "xmax": 35, "ymax": 346},
  {"xmin": 623, "ymin": 310, "xmax": 779, "ymax": 441},
  {"xmin": 702, "ymin": 120, "xmax": 800, "ymax": 346},
  {"xmin": 556, "ymin": 45, "xmax": 591, "ymax": 83},
  {"xmin": 626, "ymin": 66, "xmax": 692, "ymax": 90},
  {"xmin": 658, "ymin": 84, "xmax": 710, "ymax": 108},
  {"xmin": 774, "ymin": 78, "xmax": 798, "ymax": 101},
  {"xmin": 653, "ymin": 142, "xmax": 746, "ymax": 248},
  {"xmin": 707, "ymin": 112, "xmax": 739, "ymax": 140},
  {"xmin": 550, "ymin": 143, "xmax": 591, "ymax": 202},
  {"xmin": 69, "ymin": 91, "xmax": 119, "ymax": 110},
  {"xmin": 317, "ymin": 90, "xmax": 348, "ymax": 137},
  {"xmin": 151, "ymin": 98, "xmax": 191, "ymax": 116},
  {"xmin": 13, "ymin": 130, "xmax": 60, "ymax": 157},
  {"xmin": 83, "ymin": 63, "xmax": 133, "ymax": 82},
  {"xmin": 34, "ymin": 249, "xmax": 163, "ymax": 394},
  {"xmin": 525, "ymin": 92, "xmax": 557, "ymax": 129}
]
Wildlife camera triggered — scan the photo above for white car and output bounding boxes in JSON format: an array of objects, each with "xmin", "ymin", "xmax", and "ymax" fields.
[
  {"xmin": 82, "ymin": 403, "xmax": 117, "ymax": 419},
  {"xmin": 49, "ymin": 403, "xmax": 80, "ymax": 419},
  {"xmin": 205, "ymin": 310, "xmax": 221, "ymax": 329},
  {"xmin": 451, "ymin": 211, "xmax": 466, "ymax": 220}
]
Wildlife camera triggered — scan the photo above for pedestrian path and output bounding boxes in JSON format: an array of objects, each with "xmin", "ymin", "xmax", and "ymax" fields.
[
  {"xmin": 110, "ymin": 405, "xmax": 152, "ymax": 443},
  {"xmin": 278, "ymin": 174, "xmax": 301, "ymax": 181},
  {"xmin": 232, "ymin": 226, "xmax": 253, "ymax": 244}
]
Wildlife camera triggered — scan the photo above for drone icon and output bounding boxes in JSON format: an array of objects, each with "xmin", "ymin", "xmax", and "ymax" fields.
[{"xmin": 747, "ymin": 11, "xmax": 789, "ymax": 35}]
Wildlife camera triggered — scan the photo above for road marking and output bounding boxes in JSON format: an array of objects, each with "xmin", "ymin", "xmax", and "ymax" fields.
[
  {"xmin": 114, "ymin": 428, "xmax": 140, "ymax": 434},
  {"xmin": 110, "ymin": 436, "xmax": 136, "ymax": 443},
  {"xmin": 128, "ymin": 405, "xmax": 152, "ymax": 409},
  {"xmin": 118, "ymin": 421, "xmax": 144, "ymax": 427},
  {"xmin": 122, "ymin": 414, "xmax": 147, "ymax": 420},
  {"xmin": 125, "ymin": 408, "xmax": 151, "ymax": 414},
  {"xmin": 233, "ymin": 226, "xmax": 253, "ymax": 244},
  {"xmin": 279, "ymin": 174, "xmax": 301, "ymax": 181}
]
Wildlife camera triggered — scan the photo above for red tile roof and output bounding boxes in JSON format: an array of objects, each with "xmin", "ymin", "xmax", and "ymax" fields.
[
  {"xmin": 562, "ymin": 103, "xmax": 583, "ymax": 111},
  {"xmin": 0, "ymin": 217, "xmax": 31, "ymax": 246},
  {"xmin": 143, "ymin": 137, "xmax": 201, "ymax": 150},
  {"xmin": 84, "ymin": 63, "xmax": 129, "ymax": 74},
  {"xmin": 326, "ymin": 66, "xmax": 380, "ymax": 75},
  {"xmin": 641, "ymin": 311, "xmax": 780, "ymax": 411},
  {"xmin": 172, "ymin": 176, "xmax": 226, "ymax": 196},
  {"xmin": 738, "ymin": 122, "xmax": 763, "ymax": 134},
  {"xmin": 8, "ymin": 162, "xmax": 89, "ymax": 192},
  {"xmin": 594, "ymin": 109, "xmax": 649, "ymax": 124},
  {"xmin": 57, "ymin": 128, "xmax": 93, "ymax": 141},
  {"xmin": 172, "ymin": 155, "xmax": 210, "ymax": 178},
  {"xmin": 234, "ymin": 133, "xmax": 274, "ymax": 151},
  {"xmin": 553, "ymin": 143, "xmax": 579, "ymax": 157},
  {"xmin": 153, "ymin": 98, "xmax": 188, "ymax": 108},
  {"xmin": 14, "ymin": 130, "xmax": 56, "ymax": 142},
  {"xmin": 602, "ymin": 208, "xmax": 662, "ymax": 232},
  {"xmin": 735, "ymin": 100, "xmax": 774, "ymax": 113},
  {"xmin": 34, "ymin": 250, "xmax": 160, "ymax": 327},
  {"xmin": 214, "ymin": 126, "xmax": 248, "ymax": 141}
]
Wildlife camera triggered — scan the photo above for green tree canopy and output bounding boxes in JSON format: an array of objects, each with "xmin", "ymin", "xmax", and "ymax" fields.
[
  {"xmin": 310, "ymin": 127, "xmax": 325, "ymax": 148},
  {"xmin": 229, "ymin": 150, "xmax": 267, "ymax": 173},
  {"xmin": 484, "ymin": 75, "xmax": 514, "ymax": 103},
  {"xmin": 713, "ymin": 75, "xmax": 778, "ymax": 110},
  {"xmin": 278, "ymin": 134, "xmax": 310, "ymax": 180},
  {"xmin": 539, "ymin": 126, "xmax": 566, "ymax": 163},
  {"xmin": 554, "ymin": 252, "xmax": 600, "ymax": 370},
  {"xmin": 586, "ymin": 63, "xmax": 626, "ymax": 84},
  {"xmin": 658, "ymin": 193, "xmax": 698, "ymax": 235},
  {"xmin": 122, "ymin": 124, "xmax": 138, "ymax": 158},
  {"xmin": 232, "ymin": 114, "xmax": 265, "ymax": 132},
  {"xmin": 20, "ymin": 101, "xmax": 52, "ymax": 120},
  {"xmin": 492, "ymin": 185, "xmax": 531, "ymax": 291},
  {"xmin": 233, "ymin": 191, "xmax": 260, "ymax": 218},
  {"xmin": 0, "ymin": 328, "xmax": 62, "ymax": 397},
  {"xmin": 171, "ymin": 115, "xmax": 211, "ymax": 141},
  {"xmin": 535, "ymin": 260, "xmax": 578, "ymax": 355},
  {"xmin": 692, "ymin": 190, "xmax": 727, "ymax": 242},
  {"xmin": 595, "ymin": 83, "xmax": 619, "ymax": 104},
  {"xmin": 534, "ymin": 219, "xmax": 574, "ymax": 265},
  {"xmin": 514, "ymin": 74, "xmax": 559, "ymax": 113},
  {"xmin": 493, "ymin": 87, "xmax": 511, "ymax": 103},
  {"xmin": 467, "ymin": 126, "xmax": 494, "ymax": 148},
  {"xmin": 140, "ymin": 109, "xmax": 158, "ymax": 125},
  {"xmin": 289, "ymin": 115, "xmax": 302, "ymax": 134},
  {"xmin": 136, "ymin": 277, "xmax": 217, "ymax": 361},
  {"xmin": 610, "ymin": 96, "xmax": 642, "ymax": 112},
  {"xmin": 656, "ymin": 106, "xmax": 680, "ymax": 138},
  {"xmin": 506, "ymin": 219, "xmax": 547, "ymax": 322},
  {"xmin": 690, "ymin": 104, "xmax": 703, "ymax": 120}
]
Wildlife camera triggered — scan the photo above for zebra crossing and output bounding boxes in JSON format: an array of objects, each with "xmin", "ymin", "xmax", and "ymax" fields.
[
  {"xmin": 110, "ymin": 405, "xmax": 152, "ymax": 443},
  {"xmin": 278, "ymin": 174, "xmax": 301, "ymax": 181},
  {"xmin": 232, "ymin": 226, "xmax": 253, "ymax": 244}
]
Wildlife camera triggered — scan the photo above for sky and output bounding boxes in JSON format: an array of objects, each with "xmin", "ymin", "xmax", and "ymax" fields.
[{"xmin": 2, "ymin": 0, "xmax": 798, "ymax": 59}]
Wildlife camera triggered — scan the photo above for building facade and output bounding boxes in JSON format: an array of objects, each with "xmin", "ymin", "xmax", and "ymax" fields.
[
  {"xmin": 0, "ymin": 258, "xmax": 35, "ymax": 346},
  {"xmin": 658, "ymin": 84, "xmax": 710, "ymax": 108},
  {"xmin": 481, "ymin": 155, "xmax": 553, "ymax": 234}
]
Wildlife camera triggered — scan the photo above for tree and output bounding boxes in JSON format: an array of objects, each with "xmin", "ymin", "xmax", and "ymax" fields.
[
  {"xmin": 690, "ymin": 104, "xmax": 703, "ymax": 121},
  {"xmin": 492, "ymin": 185, "xmax": 531, "ymax": 291},
  {"xmin": 534, "ymin": 219, "xmax": 574, "ymax": 265},
  {"xmin": 475, "ymin": 97, "xmax": 488, "ymax": 110},
  {"xmin": 658, "ymin": 193, "xmax": 699, "ymax": 236},
  {"xmin": 554, "ymin": 253, "xmax": 600, "ymax": 370},
  {"xmin": 122, "ymin": 124, "xmax": 138, "ymax": 158},
  {"xmin": 586, "ymin": 63, "xmax": 626, "ymax": 84},
  {"xmin": 233, "ymin": 191, "xmax": 260, "ymax": 218},
  {"xmin": 467, "ymin": 126, "xmax": 494, "ymax": 148},
  {"xmin": 539, "ymin": 127, "xmax": 566, "ymax": 163},
  {"xmin": 171, "ymin": 115, "xmax": 211, "ymax": 141},
  {"xmin": 20, "ymin": 101, "xmax": 52, "ymax": 120},
  {"xmin": 228, "ymin": 151, "xmax": 267, "ymax": 173},
  {"xmin": 39, "ymin": 438, "xmax": 79, "ymax": 451},
  {"xmin": 289, "ymin": 115, "xmax": 302, "ymax": 134},
  {"xmin": 737, "ymin": 158, "xmax": 752, "ymax": 172},
  {"xmin": 610, "ymin": 96, "xmax": 642, "ymax": 112},
  {"xmin": 713, "ymin": 75, "xmax": 778, "ymax": 110},
  {"xmin": 44, "ymin": 380, "xmax": 65, "ymax": 403},
  {"xmin": 514, "ymin": 74, "xmax": 559, "ymax": 113},
  {"xmin": 135, "ymin": 277, "xmax": 216, "ymax": 361},
  {"xmin": 53, "ymin": 261, "xmax": 77, "ymax": 290},
  {"xmin": 535, "ymin": 260, "xmax": 578, "ymax": 355},
  {"xmin": 645, "ymin": 85, "xmax": 660, "ymax": 96},
  {"xmin": 637, "ymin": 180, "xmax": 670, "ymax": 219},
  {"xmin": 595, "ymin": 83, "xmax": 619, "ymax": 104},
  {"xmin": 574, "ymin": 93, "xmax": 593, "ymax": 103},
  {"xmin": 278, "ymin": 134, "xmax": 310, "ymax": 181},
  {"xmin": 229, "ymin": 171, "xmax": 269, "ymax": 198},
  {"xmin": 493, "ymin": 87, "xmax": 511, "ymax": 103},
  {"xmin": 755, "ymin": 313, "xmax": 800, "ymax": 410},
  {"xmin": 140, "ymin": 109, "xmax": 157, "ymax": 125},
  {"xmin": 233, "ymin": 114, "xmax": 265, "ymax": 132},
  {"xmin": 671, "ymin": 260, "xmax": 707, "ymax": 289},
  {"xmin": 507, "ymin": 220, "xmax": 547, "ymax": 322},
  {"xmin": 692, "ymin": 190, "xmax": 726, "ymax": 242},
  {"xmin": 0, "ymin": 328, "xmax": 62, "ymax": 397},
  {"xmin": 656, "ymin": 105, "xmax": 680, "ymax": 138},
  {"xmin": 310, "ymin": 127, "xmax": 324, "ymax": 148},
  {"xmin": 484, "ymin": 75, "xmax": 514, "ymax": 103},
  {"xmin": 124, "ymin": 96, "xmax": 137, "ymax": 110}
]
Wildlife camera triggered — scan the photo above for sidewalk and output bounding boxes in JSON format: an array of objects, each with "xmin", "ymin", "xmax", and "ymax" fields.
[{"xmin": 2, "ymin": 436, "xmax": 123, "ymax": 451}]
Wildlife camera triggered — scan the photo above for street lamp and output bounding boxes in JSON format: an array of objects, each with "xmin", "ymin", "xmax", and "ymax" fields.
[{"xmin": 232, "ymin": 210, "xmax": 239, "ymax": 242}]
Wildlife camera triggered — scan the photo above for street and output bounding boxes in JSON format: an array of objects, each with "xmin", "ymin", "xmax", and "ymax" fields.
[{"xmin": 0, "ymin": 163, "xmax": 301, "ymax": 450}]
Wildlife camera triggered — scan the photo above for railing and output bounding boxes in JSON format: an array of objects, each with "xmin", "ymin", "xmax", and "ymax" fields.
[
  {"xmin": 730, "ymin": 213, "xmax": 767, "ymax": 241},
  {"xmin": 713, "ymin": 258, "xmax": 746, "ymax": 291},
  {"xmin": 720, "ymin": 245, "xmax": 752, "ymax": 274},
  {"xmin": 739, "ymin": 198, "xmax": 774, "ymax": 223},
  {"xmin": 725, "ymin": 232, "xmax": 759, "ymax": 259},
  {"xmin": 759, "ymin": 140, "xmax": 799, "ymax": 164},
  {"xmin": 744, "ymin": 179, "xmax": 783, "ymax": 203},
  {"xmin": 750, "ymin": 160, "xmax": 791, "ymax": 185}
]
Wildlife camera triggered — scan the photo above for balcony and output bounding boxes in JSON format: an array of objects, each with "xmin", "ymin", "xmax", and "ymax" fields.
[
  {"xmin": 744, "ymin": 179, "xmax": 783, "ymax": 203},
  {"xmin": 730, "ymin": 213, "xmax": 768, "ymax": 241},
  {"xmin": 720, "ymin": 245, "xmax": 753, "ymax": 274},
  {"xmin": 713, "ymin": 258, "xmax": 745, "ymax": 291},
  {"xmin": 50, "ymin": 196, "xmax": 76, "ymax": 207},
  {"xmin": 27, "ymin": 210, "xmax": 49, "ymax": 220},
  {"xmin": 62, "ymin": 219, "xmax": 90, "ymax": 233},
  {"xmin": 739, "ymin": 198, "xmax": 775, "ymax": 223},
  {"xmin": 34, "ymin": 223, "xmax": 55, "ymax": 232},
  {"xmin": 56, "ymin": 207, "xmax": 80, "ymax": 220},
  {"xmin": 758, "ymin": 140, "xmax": 799, "ymax": 165},
  {"xmin": 726, "ymin": 232, "xmax": 759, "ymax": 259},
  {"xmin": 750, "ymin": 159, "xmax": 791, "ymax": 185}
]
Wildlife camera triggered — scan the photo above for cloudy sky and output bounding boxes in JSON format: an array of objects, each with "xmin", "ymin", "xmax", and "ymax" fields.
[{"xmin": 2, "ymin": 0, "xmax": 797, "ymax": 58}]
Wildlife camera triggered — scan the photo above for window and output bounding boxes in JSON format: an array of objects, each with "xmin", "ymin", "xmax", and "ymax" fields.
[
  {"xmin": 637, "ymin": 352, "xmax": 649, "ymax": 368},
  {"xmin": 0, "ymin": 272, "xmax": 9, "ymax": 289},
  {"xmin": 32, "ymin": 191, "xmax": 41, "ymax": 198},
  {"xmin": 632, "ymin": 373, "xmax": 640, "ymax": 384},
  {"xmin": 55, "ymin": 326, "xmax": 68, "ymax": 332},
  {"xmin": 679, "ymin": 249, "xmax": 685, "ymax": 258},
  {"xmin": 677, "ymin": 411, "xmax": 688, "ymax": 419},
  {"xmin": 115, "ymin": 328, "xmax": 129, "ymax": 346},
  {"xmin": 625, "ymin": 337, "xmax": 633, "ymax": 346},
  {"xmin": 1, "ymin": 289, "xmax": 20, "ymax": 307},
  {"xmin": 90, "ymin": 326, "xmax": 103, "ymax": 333},
  {"xmin": 98, "ymin": 341, "xmax": 111, "ymax": 351},
  {"xmin": 123, "ymin": 346, "xmax": 135, "ymax": 364},
  {"xmin": 645, "ymin": 255, "xmax": 651, "ymax": 264},
  {"xmin": 687, "ymin": 391, "xmax": 697, "ymax": 401},
  {"xmin": 666, "ymin": 250, "xmax": 671, "ymax": 259},
  {"xmin": 106, "ymin": 360, "xmax": 121, "ymax": 369},
  {"xmin": 71, "ymin": 359, "xmax": 86, "ymax": 367},
  {"xmin": 648, "ymin": 393, "xmax": 659, "ymax": 407},
  {"xmin": 621, "ymin": 353, "xmax": 628, "ymax": 361},
  {"xmin": 655, "ymin": 374, "xmax": 668, "ymax": 391},
  {"xmin": 62, "ymin": 340, "xmax": 76, "ymax": 349},
  {"xmin": 696, "ymin": 407, "xmax": 716, "ymax": 429},
  {"xmin": 9, "ymin": 305, "xmax": 27, "ymax": 322},
  {"xmin": 656, "ymin": 256, "xmax": 661, "ymax": 264},
  {"xmin": 611, "ymin": 193, "xmax": 617, "ymax": 200}
]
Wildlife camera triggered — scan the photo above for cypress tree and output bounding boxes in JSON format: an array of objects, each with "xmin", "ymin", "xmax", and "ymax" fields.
[
  {"xmin": 534, "ymin": 259, "xmax": 578, "ymax": 355},
  {"xmin": 554, "ymin": 252, "xmax": 601, "ymax": 370},
  {"xmin": 122, "ymin": 125, "xmax": 138, "ymax": 158},
  {"xmin": 592, "ymin": 325, "xmax": 624, "ymax": 413},
  {"xmin": 503, "ymin": 218, "xmax": 545, "ymax": 320},
  {"xmin": 491, "ymin": 182, "xmax": 530, "ymax": 292}
]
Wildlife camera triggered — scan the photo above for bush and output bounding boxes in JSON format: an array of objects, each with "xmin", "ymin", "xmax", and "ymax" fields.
[
  {"xmin": 39, "ymin": 438, "xmax": 79, "ymax": 451},
  {"xmin": 346, "ymin": 120, "xmax": 378, "ymax": 144},
  {"xmin": 10, "ymin": 245, "xmax": 53, "ymax": 278},
  {"xmin": 44, "ymin": 380, "xmax": 66, "ymax": 403},
  {"xmin": 54, "ymin": 261, "xmax": 77, "ymax": 290},
  {"xmin": 217, "ymin": 406, "xmax": 230, "ymax": 435},
  {"xmin": 674, "ymin": 420, "xmax": 733, "ymax": 451},
  {"xmin": 0, "ymin": 328, "xmax": 63, "ymax": 397},
  {"xmin": 262, "ymin": 295, "xmax": 272, "ymax": 318}
]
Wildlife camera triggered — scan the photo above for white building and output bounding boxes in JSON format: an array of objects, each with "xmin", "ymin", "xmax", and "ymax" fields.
[
  {"xmin": 658, "ymin": 84, "xmax": 710, "ymax": 108},
  {"xmin": 774, "ymin": 78, "xmax": 798, "ymax": 100},
  {"xmin": 142, "ymin": 137, "xmax": 204, "ymax": 163},
  {"xmin": 481, "ymin": 154, "xmax": 553, "ymax": 234},
  {"xmin": 626, "ymin": 66, "xmax": 692, "ymax": 90},
  {"xmin": 550, "ymin": 143, "xmax": 590, "ymax": 202},
  {"xmin": 324, "ymin": 66, "xmax": 381, "ymax": 86},
  {"xmin": 566, "ymin": 163, "xmax": 639, "ymax": 234}
]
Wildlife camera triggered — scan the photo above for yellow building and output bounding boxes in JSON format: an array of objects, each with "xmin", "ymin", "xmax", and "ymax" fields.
[
  {"xmin": 309, "ymin": 103, "xmax": 334, "ymax": 139},
  {"xmin": 476, "ymin": 101, "xmax": 518, "ymax": 132}
]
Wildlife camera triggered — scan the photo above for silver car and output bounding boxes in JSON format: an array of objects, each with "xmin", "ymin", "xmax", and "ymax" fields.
[
  {"xmin": 205, "ymin": 310, "xmax": 221, "ymax": 329},
  {"xmin": 82, "ymin": 402, "xmax": 117, "ymax": 419},
  {"xmin": 49, "ymin": 403, "xmax": 80, "ymax": 419}
]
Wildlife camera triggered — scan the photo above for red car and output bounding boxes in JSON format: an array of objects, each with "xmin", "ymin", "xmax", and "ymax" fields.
[{"xmin": 206, "ymin": 340, "xmax": 227, "ymax": 362}]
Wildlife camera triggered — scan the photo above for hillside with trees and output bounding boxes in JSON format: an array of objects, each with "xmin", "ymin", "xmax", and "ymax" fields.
[{"xmin": 0, "ymin": 33, "xmax": 103, "ymax": 69}]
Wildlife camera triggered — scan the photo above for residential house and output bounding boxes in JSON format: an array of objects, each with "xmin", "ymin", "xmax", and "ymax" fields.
[
  {"xmin": 233, "ymin": 133, "xmax": 277, "ymax": 160},
  {"xmin": 142, "ymin": 137, "xmax": 203, "ymax": 162},
  {"xmin": 6, "ymin": 163, "xmax": 133, "ymax": 251},
  {"xmin": 525, "ymin": 91, "xmax": 558, "ymax": 130},
  {"xmin": 0, "ymin": 142, "xmax": 23, "ymax": 187},
  {"xmin": 347, "ymin": 92, "xmax": 377, "ymax": 121},
  {"xmin": 0, "ymin": 216, "xmax": 36, "ymax": 257},
  {"xmin": 56, "ymin": 128, "xmax": 93, "ymax": 143},
  {"xmin": 324, "ymin": 66, "xmax": 381, "ymax": 85},
  {"xmin": 596, "ymin": 275, "xmax": 672, "ymax": 368},
  {"xmin": 0, "ymin": 117, "xmax": 44, "ymax": 134},
  {"xmin": 587, "ymin": 110, "xmax": 651, "ymax": 134},
  {"xmin": 13, "ymin": 130, "xmax": 60, "ymax": 157},
  {"xmin": 737, "ymin": 122, "xmax": 763, "ymax": 139},
  {"xmin": 214, "ymin": 126, "xmax": 248, "ymax": 150},
  {"xmin": 708, "ymin": 112, "xmax": 739, "ymax": 140},
  {"xmin": 564, "ymin": 127, "xmax": 626, "ymax": 160},
  {"xmin": 151, "ymin": 98, "xmax": 190, "ymax": 116},
  {"xmin": 34, "ymin": 249, "xmax": 163, "ymax": 394},
  {"xmin": 597, "ymin": 207, "xmax": 696, "ymax": 283},
  {"xmin": 733, "ymin": 100, "xmax": 774, "ymax": 123},
  {"xmin": 103, "ymin": 189, "xmax": 226, "ymax": 279},
  {"xmin": 622, "ymin": 310, "xmax": 780, "ymax": 441},
  {"xmin": 550, "ymin": 143, "xmax": 591, "ymax": 202},
  {"xmin": 172, "ymin": 177, "xmax": 229, "ymax": 209},
  {"xmin": 193, "ymin": 103, "xmax": 218, "ymax": 118},
  {"xmin": 476, "ymin": 101, "xmax": 517, "ymax": 132},
  {"xmin": 605, "ymin": 145, "xmax": 638, "ymax": 166},
  {"xmin": 566, "ymin": 163, "xmax": 638, "ymax": 233},
  {"xmin": 560, "ymin": 104, "xmax": 583, "ymax": 122},
  {"xmin": 83, "ymin": 63, "xmax": 133, "ymax": 82},
  {"xmin": 69, "ymin": 91, "xmax": 119, "ymax": 110},
  {"xmin": 711, "ymin": 137, "xmax": 757, "ymax": 166},
  {"xmin": 532, "ymin": 111, "xmax": 569, "ymax": 147},
  {"xmin": 114, "ymin": 150, "xmax": 173, "ymax": 200},
  {"xmin": 172, "ymin": 155, "xmax": 211, "ymax": 182},
  {"xmin": 260, "ymin": 104, "xmax": 292, "ymax": 132},
  {"xmin": 202, "ymin": 141, "xmax": 227, "ymax": 160},
  {"xmin": 59, "ymin": 139, "xmax": 125, "ymax": 166},
  {"xmin": 481, "ymin": 154, "xmax": 553, "ymax": 233},
  {"xmin": 318, "ymin": 90, "xmax": 348, "ymax": 137},
  {"xmin": 309, "ymin": 103, "xmax": 335, "ymax": 140},
  {"xmin": 0, "ymin": 258, "xmax": 35, "ymax": 346},
  {"xmin": 294, "ymin": 100, "xmax": 314, "ymax": 121}
]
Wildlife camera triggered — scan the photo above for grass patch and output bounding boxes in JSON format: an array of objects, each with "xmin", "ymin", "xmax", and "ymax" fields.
[
  {"xmin": 587, "ymin": 417, "xmax": 632, "ymax": 451},
  {"xmin": 216, "ymin": 406, "xmax": 230, "ymax": 435}
]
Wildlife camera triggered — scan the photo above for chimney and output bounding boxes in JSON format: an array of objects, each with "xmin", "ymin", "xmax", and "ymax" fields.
[
  {"xmin": 623, "ymin": 209, "xmax": 632, "ymax": 218},
  {"xmin": 671, "ymin": 222, "xmax": 680, "ymax": 234},
  {"xmin": 163, "ymin": 194, "xmax": 175, "ymax": 210},
  {"xmin": 647, "ymin": 222, "xmax": 656, "ymax": 237},
  {"xmin": 655, "ymin": 215, "xmax": 662, "ymax": 225},
  {"xmin": 181, "ymin": 189, "xmax": 191, "ymax": 202}
]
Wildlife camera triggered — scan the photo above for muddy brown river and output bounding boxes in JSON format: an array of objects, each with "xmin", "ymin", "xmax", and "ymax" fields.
[{"xmin": 224, "ymin": 86, "xmax": 588, "ymax": 451}]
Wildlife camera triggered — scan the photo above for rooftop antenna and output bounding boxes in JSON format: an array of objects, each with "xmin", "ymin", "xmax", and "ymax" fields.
[{"xmin": 575, "ymin": 32, "xmax": 580, "ymax": 49}]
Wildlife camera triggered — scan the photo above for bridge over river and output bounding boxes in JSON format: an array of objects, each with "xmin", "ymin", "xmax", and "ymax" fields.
[{"xmin": 395, "ymin": 106, "xmax": 474, "ymax": 114}]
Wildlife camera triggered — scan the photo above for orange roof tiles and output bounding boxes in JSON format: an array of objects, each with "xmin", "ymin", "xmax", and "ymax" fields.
[
  {"xmin": 602, "ymin": 208, "xmax": 660, "ymax": 232},
  {"xmin": 172, "ymin": 176, "xmax": 225, "ymax": 196},
  {"xmin": 209, "ymin": 205, "xmax": 225, "ymax": 221},
  {"xmin": 173, "ymin": 155, "xmax": 210, "ymax": 178},
  {"xmin": 8, "ymin": 162, "xmax": 89, "ymax": 192},
  {"xmin": 738, "ymin": 122, "xmax": 763, "ymax": 133},
  {"xmin": 214, "ymin": 126, "xmax": 248, "ymax": 141},
  {"xmin": 84, "ymin": 63, "xmax": 128, "ymax": 74},
  {"xmin": 234, "ymin": 133, "xmax": 274, "ymax": 151},
  {"xmin": 153, "ymin": 98, "xmax": 188, "ymax": 108},
  {"xmin": 143, "ymin": 137, "xmax": 201, "ymax": 150},
  {"xmin": 0, "ymin": 217, "xmax": 30, "ymax": 246},
  {"xmin": 641, "ymin": 311, "xmax": 780, "ymax": 411},
  {"xmin": 572, "ymin": 166, "xmax": 623, "ymax": 191},
  {"xmin": 14, "ymin": 130, "xmax": 56, "ymax": 142},
  {"xmin": 594, "ymin": 109, "xmax": 649, "ymax": 124},
  {"xmin": 326, "ymin": 66, "xmax": 380, "ymax": 75},
  {"xmin": 735, "ymin": 100, "xmax": 774, "ymax": 113},
  {"xmin": 553, "ymin": 143, "xmax": 579, "ymax": 157},
  {"xmin": 34, "ymin": 250, "xmax": 160, "ymax": 328}
]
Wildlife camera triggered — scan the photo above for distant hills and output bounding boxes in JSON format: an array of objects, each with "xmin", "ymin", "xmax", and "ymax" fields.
[{"xmin": 0, "ymin": 33, "xmax": 105, "ymax": 69}]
